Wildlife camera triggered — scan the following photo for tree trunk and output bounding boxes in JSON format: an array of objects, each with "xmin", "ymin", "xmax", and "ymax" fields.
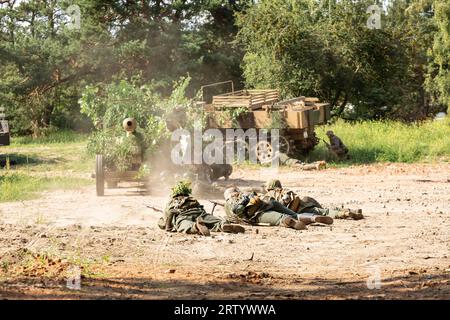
[{"xmin": 336, "ymin": 93, "xmax": 349, "ymax": 117}]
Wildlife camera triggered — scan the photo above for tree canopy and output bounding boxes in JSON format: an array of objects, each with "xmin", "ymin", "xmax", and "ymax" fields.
[{"xmin": 0, "ymin": 0, "xmax": 448, "ymax": 136}]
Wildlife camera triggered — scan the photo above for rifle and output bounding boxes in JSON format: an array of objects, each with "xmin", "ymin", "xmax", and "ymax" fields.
[
  {"xmin": 146, "ymin": 204, "xmax": 164, "ymax": 212},
  {"xmin": 209, "ymin": 200, "xmax": 224, "ymax": 215},
  {"xmin": 146, "ymin": 204, "xmax": 175, "ymax": 230},
  {"xmin": 321, "ymin": 138, "xmax": 331, "ymax": 149}
]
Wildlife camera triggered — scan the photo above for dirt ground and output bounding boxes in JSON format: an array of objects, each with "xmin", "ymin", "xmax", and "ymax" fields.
[{"xmin": 1, "ymin": 163, "xmax": 449, "ymax": 299}]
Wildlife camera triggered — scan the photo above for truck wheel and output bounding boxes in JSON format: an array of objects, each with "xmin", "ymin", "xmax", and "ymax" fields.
[
  {"xmin": 255, "ymin": 141, "xmax": 273, "ymax": 164},
  {"xmin": 279, "ymin": 136, "xmax": 290, "ymax": 154},
  {"xmin": 96, "ymin": 154, "xmax": 105, "ymax": 196}
]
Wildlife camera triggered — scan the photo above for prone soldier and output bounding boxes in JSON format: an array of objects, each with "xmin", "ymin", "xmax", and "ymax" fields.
[
  {"xmin": 264, "ymin": 179, "xmax": 363, "ymax": 220},
  {"xmin": 279, "ymin": 152, "xmax": 326, "ymax": 170},
  {"xmin": 224, "ymin": 187, "xmax": 313, "ymax": 230},
  {"xmin": 157, "ymin": 181, "xmax": 245, "ymax": 236}
]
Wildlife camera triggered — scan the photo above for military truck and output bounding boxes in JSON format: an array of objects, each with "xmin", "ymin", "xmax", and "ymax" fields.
[
  {"xmin": 0, "ymin": 107, "xmax": 10, "ymax": 146},
  {"xmin": 199, "ymin": 81, "xmax": 330, "ymax": 162}
]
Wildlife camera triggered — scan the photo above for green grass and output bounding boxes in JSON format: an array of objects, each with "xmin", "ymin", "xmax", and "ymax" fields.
[
  {"xmin": 306, "ymin": 118, "xmax": 450, "ymax": 164},
  {"xmin": 1, "ymin": 131, "xmax": 93, "ymax": 203},
  {"xmin": 0, "ymin": 172, "xmax": 91, "ymax": 202},
  {"xmin": 2, "ymin": 131, "xmax": 93, "ymax": 172},
  {"xmin": 12, "ymin": 130, "xmax": 88, "ymax": 145}
]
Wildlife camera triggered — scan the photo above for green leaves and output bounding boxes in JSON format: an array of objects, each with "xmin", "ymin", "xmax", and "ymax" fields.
[
  {"xmin": 81, "ymin": 76, "xmax": 202, "ymax": 172},
  {"xmin": 430, "ymin": 0, "xmax": 450, "ymax": 111},
  {"xmin": 237, "ymin": 0, "xmax": 447, "ymax": 120}
]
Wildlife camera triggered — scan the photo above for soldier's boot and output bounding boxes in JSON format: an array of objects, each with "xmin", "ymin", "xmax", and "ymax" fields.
[
  {"xmin": 193, "ymin": 217, "xmax": 211, "ymax": 236},
  {"xmin": 222, "ymin": 224, "xmax": 246, "ymax": 234},
  {"xmin": 315, "ymin": 161, "xmax": 327, "ymax": 170},
  {"xmin": 298, "ymin": 214, "xmax": 333, "ymax": 225},
  {"xmin": 335, "ymin": 208, "xmax": 364, "ymax": 220},
  {"xmin": 280, "ymin": 216, "xmax": 307, "ymax": 230},
  {"xmin": 348, "ymin": 209, "xmax": 363, "ymax": 220}
]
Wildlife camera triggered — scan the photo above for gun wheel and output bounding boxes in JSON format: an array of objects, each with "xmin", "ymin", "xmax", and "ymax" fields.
[{"xmin": 96, "ymin": 154, "xmax": 105, "ymax": 197}]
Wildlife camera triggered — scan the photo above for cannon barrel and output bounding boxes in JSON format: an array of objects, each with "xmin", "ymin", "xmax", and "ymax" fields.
[{"xmin": 123, "ymin": 118, "xmax": 137, "ymax": 133}]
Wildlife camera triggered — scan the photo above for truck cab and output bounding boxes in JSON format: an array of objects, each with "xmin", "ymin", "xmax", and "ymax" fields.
[{"xmin": 0, "ymin": 107, "xmax": 10, "ymax": 146}]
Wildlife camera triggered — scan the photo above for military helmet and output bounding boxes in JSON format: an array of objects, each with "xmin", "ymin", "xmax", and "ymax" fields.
[
  {"xmin": 265, "ymin": 179, "xmax": 282, "ymax": 191},
  {"xmin": 224, "ymin": 187, "xmax": 240, "ymax": 201},
  {"xmin": 171, "ymin": 180, "xmax": 192, "ymax": 197},
  {"xmin": 326, "ymin": 130, "xmax": 334, "ymax": 136}
]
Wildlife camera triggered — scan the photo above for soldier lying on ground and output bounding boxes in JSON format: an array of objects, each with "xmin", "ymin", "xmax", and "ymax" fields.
[
  {"xmin": 279, "ymin": 152, "xmax": 326, "ymax": 170},
  {"xmin": 325, "ymin": 130, "xmax": 349, "ymax": 159},
  {"xmin": 223, "ymin": 187, "xmax": 331, "ymax": 230},
  {"xmin": 158, "ymin": 181, "xmax": 245, "ymax": 236},
  {"xmin": 263, "ymin": 179, "xmax": 363, "ymax": 220}
]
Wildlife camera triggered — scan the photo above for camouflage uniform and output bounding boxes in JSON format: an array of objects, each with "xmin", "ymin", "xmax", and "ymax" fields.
[
  {"xmin": 279, "ymin": 153, "xmax": 326, "ymax": 170},
  {"xmin": 158, "ymin": 195, "xmax": 225, "ymax": 234},
  {"xmin": 326, "ymin": 131, "xmax": 349, "ymax": 159},
  {"xmin": 223, "ymin": 188, "xmax": 306, "ymax": 230},
  {"xmin": 264, "ymin": 180, "xmax": 363, "ymax": 220},
  {"xmin": 158, "ymin": 182, "xmax": 245, "ymax": 236}
]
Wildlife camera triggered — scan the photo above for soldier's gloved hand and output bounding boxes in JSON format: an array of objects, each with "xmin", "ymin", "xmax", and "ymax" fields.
[
  {"xmin": 249, "ymin": 195, "xmax": 260, "ymax": 206},
  {"xmin": 239, "ymin": 195, "xmax": 250, "ymax": 207},
  {"xmin": 282, "ymin": 193, "xmax": 291, "ymax": 205}
]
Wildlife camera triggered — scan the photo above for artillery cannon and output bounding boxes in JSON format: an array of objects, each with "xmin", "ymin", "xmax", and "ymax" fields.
[{"xmin": 94, "ymin": 118, "xmax": 147, "ymax": 196}]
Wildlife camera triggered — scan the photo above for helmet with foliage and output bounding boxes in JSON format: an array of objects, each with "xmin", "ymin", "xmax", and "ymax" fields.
[
  {"xmin": 171, "ymin": 180, "xmax": 192, "ymax": 197},
  {"xmin": 265, "ymin": 179, "xmax": 282, "ymax": 191}
]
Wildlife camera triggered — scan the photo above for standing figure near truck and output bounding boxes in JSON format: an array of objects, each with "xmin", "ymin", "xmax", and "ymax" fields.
[{"xmin": 325, "ymin": 130, "xmax": 349, "ymax": 159}]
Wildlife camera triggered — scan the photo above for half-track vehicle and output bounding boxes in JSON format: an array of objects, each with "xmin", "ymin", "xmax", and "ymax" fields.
[{"xmin": 200, "ymin": 81, "xmax": 330, "ymax": 162}]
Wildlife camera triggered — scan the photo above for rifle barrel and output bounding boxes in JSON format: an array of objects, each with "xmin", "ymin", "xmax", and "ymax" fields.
[
  {"xmin": 146, "ymin": 204, "xmax": 163, "ymax": 212},
  {"xmin": 209, "ymin": 200, "xmax": 225, "ymax": 207}
]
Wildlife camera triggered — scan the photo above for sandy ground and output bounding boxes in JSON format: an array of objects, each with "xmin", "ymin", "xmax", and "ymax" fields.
[{"xmin": 0, "ymin": 163, "xmax": 449, "ymax": 299}]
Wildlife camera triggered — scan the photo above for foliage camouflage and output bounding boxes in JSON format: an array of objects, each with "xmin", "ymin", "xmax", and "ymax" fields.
[{"xmin": 171, "ymin": 180, "xmax": 193, "ymax": 198}]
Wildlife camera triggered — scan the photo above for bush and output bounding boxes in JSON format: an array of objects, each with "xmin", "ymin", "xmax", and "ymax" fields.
[{"xmin": 80, "ymin": 76, "xmax": 194, "ymax": 172}]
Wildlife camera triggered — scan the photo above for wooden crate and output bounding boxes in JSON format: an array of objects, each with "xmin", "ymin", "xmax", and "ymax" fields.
[
  {"xmin": 212, "ymin": 90, "xmax": 279, "ymax": 110},
  {"xmin": 207, "ymin": 109, "xmax": 312, "ymax": 129},
  {"xmin": 314, "ymin": 103, "xmax": 330, "ymax": 124}
]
